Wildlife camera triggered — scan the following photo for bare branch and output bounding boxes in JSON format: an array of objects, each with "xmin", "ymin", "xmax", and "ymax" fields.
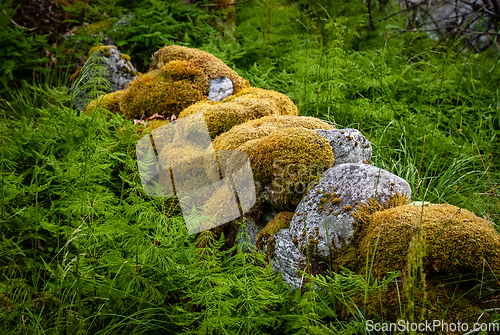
[
  {"xmin": 2, "ymin": 9, "xmax": 37, "ymax": 31},
  {"xmin": 375, "ymin": 1, "xmax": 427, "ymax": 23},
  {"xmin": 199, "ymin": 0, "xmax": 252, "ymax": 7}
]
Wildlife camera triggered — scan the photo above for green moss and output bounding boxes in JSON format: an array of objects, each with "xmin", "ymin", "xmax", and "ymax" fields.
[
  {"xmin": 84, "ymin": 90, "xmax": 123, "ymax": 115},
  {"xmin": 196, "ymin": 182, "xmax": 243, "ymax": 233},
  {"xmin": 118, "ymin": 67, "xmax": 208, "ymax": 120},
  {"xmin": 120, "ymin": 53, "xmax": 131, "ymax": 62},
  {"xmin": 327, "ymin": 193, "xmax": 410, "ymax": 274},
  {"xmin": 222, "ymin": 87, "xmax": 299, "ymax": 114},
  {"xmin": 212, "ymin": 114, "xmax": 334, "ymax": 150},
  {"xmin": 88, "ymin": 45, "xmax": 112, "ymax": 57},
  {"xmin": 150, "ymin": 45, "xmax": 250, "ymax": 93},
  {"xmin": 351, "ymin": 193, "xmax": 410, "ymax": 232},
  {"xmin": 144, "ymin": 119, "xmax": 170, "ymax": 131},
  {"xmin": 179, "ymin": 88, "xmax": 302, "ymax": 139},
  {"xmin": 331, "ymin": 198, "xmax": 341, "ymax": 205},
  {"xmin": 89, "ymin": 45, "xmax": 250, "ymax": 120},
  {"xmin": 222, "ymin": 127, "xmax": 334, "ymax": 208},
  {"xmin": 359, "ymin": 203, "xmax": 500, "ymax": 278},
  {"xmin": 339, "ymin": 276, "xmax": 495, "ymax": 328},
  {"xmin": 83, "ymin": 19, "xmax": 114, "ymax": 35},
  {"xmin": 256, "ymin": 212, "xmax": 294, "ymax": 251}
]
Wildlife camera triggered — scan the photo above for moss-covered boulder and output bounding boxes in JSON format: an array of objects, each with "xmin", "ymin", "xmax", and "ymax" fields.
[
  {"xmin": 86, "ymin": 45, "xmax": 250, "ymax": 119},
  {"xmin": 188, "ymin": 116, "xmax": 334, "ymax": 251},
  {"xmin": 215, "ymin": 126, "xmax": 334, "ymax": 209},
  {"xmin": 212, "ymin": 114, "xmax": 334, "ymax": 150},
  {"xmin": 358, "ymin": 203, "xmax": 500, "ymax": 278},
  {"xmin": 179, "ymin": 87, "xmax": 300, "ymax": 138},
  {"xmin": 85, "ymin": 46, "xmax": 304, "ymax": 142},
  {"xmin": 327, "ymin": 202, "xmax": 500, "ymax": 327}
]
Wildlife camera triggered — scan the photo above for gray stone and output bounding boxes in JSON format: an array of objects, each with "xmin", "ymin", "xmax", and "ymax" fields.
[
  {"xmin": 270, "ymin": 228, "xmax": 306, "ymax": 290},
  {"xmin": 208, "ymin": 77, "xmax": 234, "ymax": 102},
  {"xmin": 74, "ymin": 46, "xmax": 137, "ymax": 111},
  {"xmin": 315, "ymin": 128, "xmax": 371, "ymax": 165},
  {"xmin": 288, "ymin": 163, "xmax": 411, "ymax": 260},
  {"xmin": 105, "ymin": 46, "xmax": 137, "ymax": 93}
]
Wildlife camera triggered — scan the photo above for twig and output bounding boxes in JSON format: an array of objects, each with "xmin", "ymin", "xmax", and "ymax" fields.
[
  {"xmin": 2, "ymin": 9, "xmax": 37, "ymax": 31},
  {"xmin": 478, "ymin": 183, "xmax": 498, "ymax": 195},
  {"xmin": 473, "ymin": 138, "xmax": 500, "ymax": 211},
  {"xmin": 374, "ymin": 2, "xmax": 426, "ymax": 23},
  {"xmin": 199, "ymin": 0, "xmax": 252, "ymax": 7},
  {"xmin": 484, "ymin": 307, "xmax": 500, "ymax": 312}
]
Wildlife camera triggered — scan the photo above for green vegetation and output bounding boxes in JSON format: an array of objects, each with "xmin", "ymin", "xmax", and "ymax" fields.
[{"xmin": 0, "ymin": 0, "xmax": 499, "ymax": 334}]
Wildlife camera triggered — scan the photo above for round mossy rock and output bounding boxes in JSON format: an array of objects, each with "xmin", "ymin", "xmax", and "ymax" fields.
[
  {"xmin": 150, "ymin": 45, "xmax": 249, "ymax": 93},
  {"xmin": 212, "ymin": 114, "xmax": 335, "ymax": 151},
  {"xmin": 359, "ymin": 203, "xmax": 500, "ymax": 278},
  {"xmin": 119, "ymin": 66, "xmax": 207, "ymax": 120},
  {"xmin": 88, "ymin": 45, "xmax": 250, "ymax": 120},
  {"xmin": 221, "ymin": 127, "xmax": 334, "ymax": 208},
  {"xmin": 179, "ymin": 87, "xmax": 300, "ymax": 138}
]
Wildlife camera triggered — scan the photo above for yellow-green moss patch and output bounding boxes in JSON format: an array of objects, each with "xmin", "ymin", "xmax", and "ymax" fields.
[
  {"xmin": 84, "ymin": 90, "xmax": 123, "ymax": 115},
  {"xmin": 118, "ymin": 67, "xmax": 209, "ymax": 120},
  {"xmin": 87, "ymin": 45, "xmax": 250, "ymax": 120},
  {"xmin": 150, "ymin": 45, "xmax": 249, "ymax": 93},
  {"xmin": 256, "ymin": 212, "xmax": 294, "ymax": 250},
  {"xmin": 352, "ymin": 193, "xmax": 411, "ymax": 231},
  {"xmin": 212, "ymin": 114, "xmax": 334, "ymax": 151},
  {"xmin": 217, "ymin": 127, "xmax": 334, "ymax": 208},
  {"xmin": 120, "ymin": 53, "xmax": 131, "ymax": 62},
  {"xmin": 222, "ymin": 87, "xmax": 298, "ymax": 115},
  {"xmin": 179, "ymin": 88, "xmax": 300, "ymax": 138},
  {"xmin": 359, "ymin": 203, "xmax": 500, "ymax": 278},
  {"xmin": 88, "ymin": 45, "xmax": 112, "ymax": 57}
]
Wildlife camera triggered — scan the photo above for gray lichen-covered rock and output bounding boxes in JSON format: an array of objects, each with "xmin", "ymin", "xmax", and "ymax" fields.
[
  {"xmin": 315, "ymin": 128, "xmax": 371, "ymax": 165},
  {"xmin": 288, "ymin": 163, "xmax": 411, "ymax": 260},
  {"xmin": 74, "ymin": 45, "xmax": 138, "ymax": 111},
  {"xmin": 208, "ymin": 77, "xmax": 234, "ymax": 102},
  {"xmin": 104, "ymin": 46, "xmax": 137, "ymax": 92},
  {"xmin": 271, "ymin": 228, "xmax": 306, "ymax": 290}
]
